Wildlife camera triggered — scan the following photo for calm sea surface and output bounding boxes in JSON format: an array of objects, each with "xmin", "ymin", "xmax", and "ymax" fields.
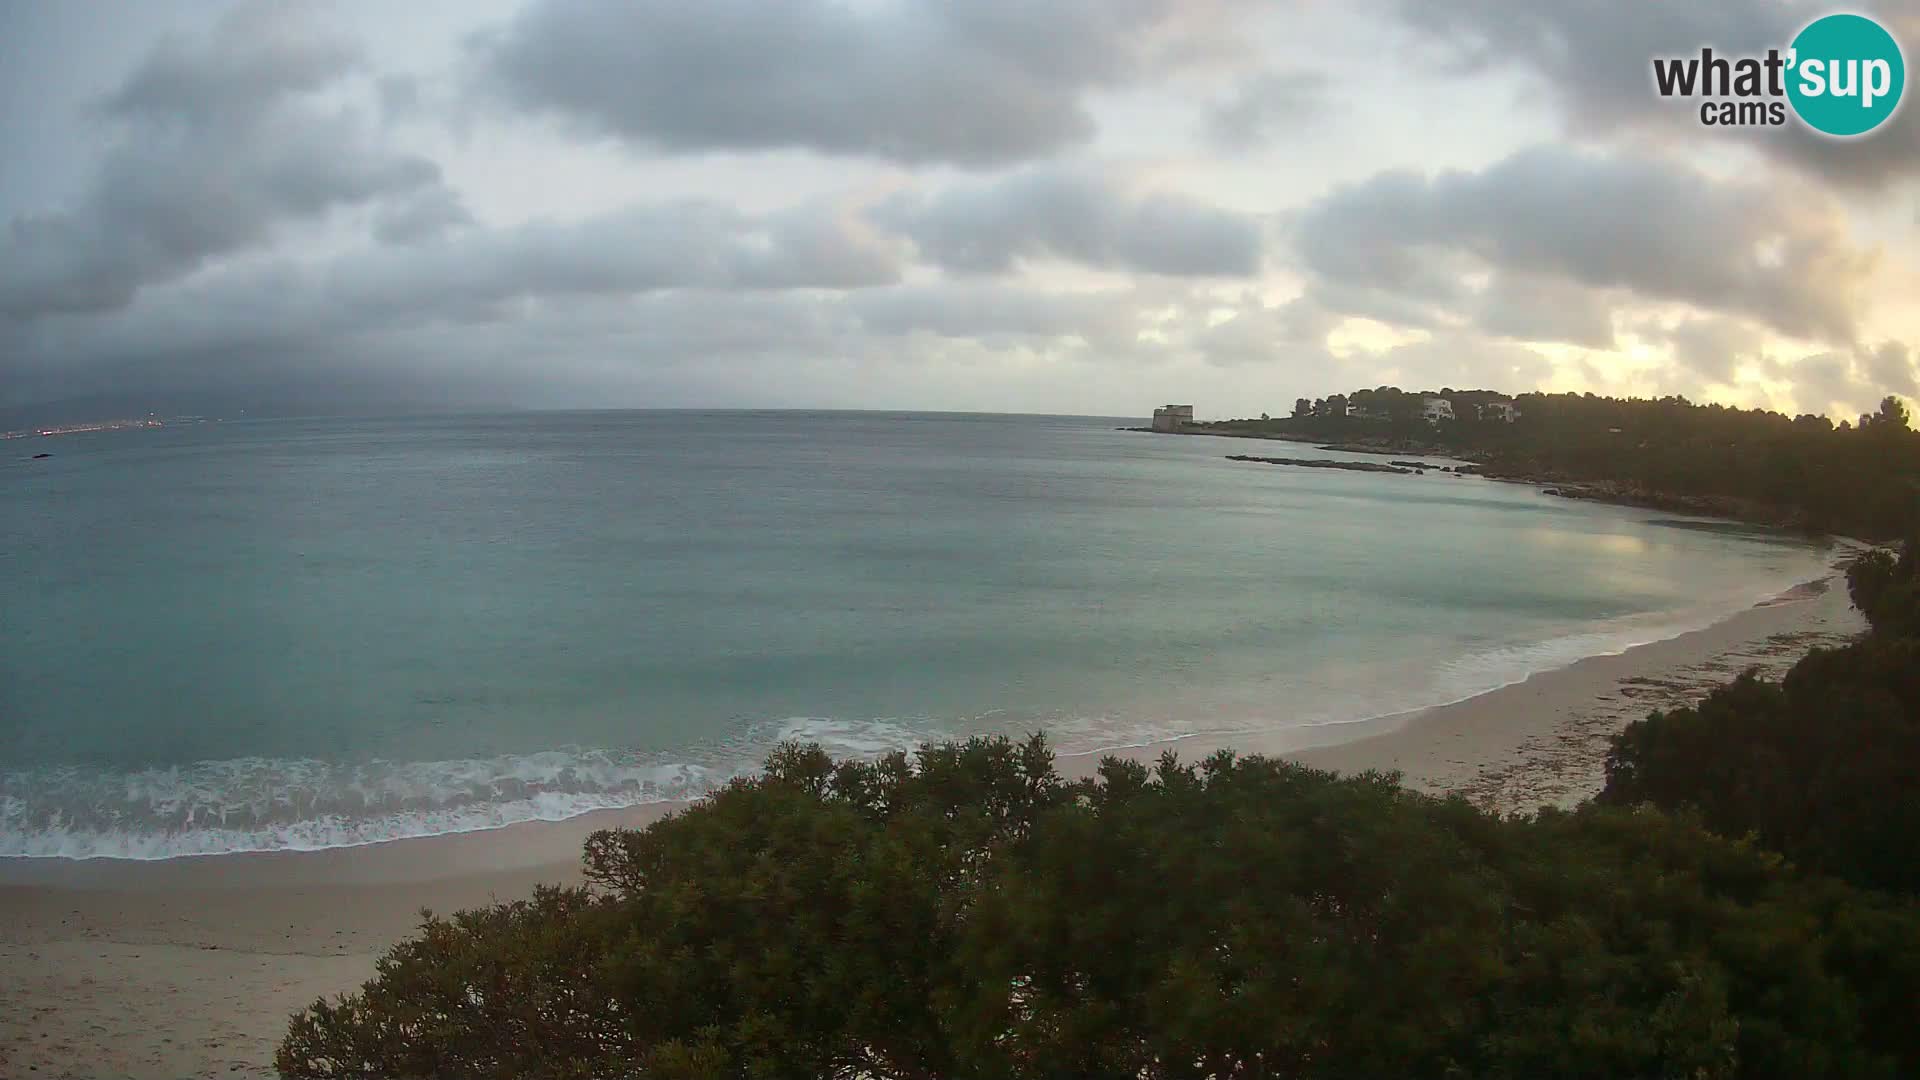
[{"xmin": 0, "ymin": 411, "xmax": 1832, "ymax": 857}]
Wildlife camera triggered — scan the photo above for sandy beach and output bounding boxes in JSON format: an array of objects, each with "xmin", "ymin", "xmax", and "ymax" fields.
[{"xmin": 0, "ymin": 570, "xmax": 1866, "ymax": 1079}]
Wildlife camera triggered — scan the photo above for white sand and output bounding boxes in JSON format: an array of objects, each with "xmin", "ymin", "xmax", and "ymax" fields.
[{"xmin": 0, "ymin": 571, "xmax": 1865, "ymax": 1078}]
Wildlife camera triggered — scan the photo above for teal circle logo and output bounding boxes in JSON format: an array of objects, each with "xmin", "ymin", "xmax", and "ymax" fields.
[{"xmin": 1787, "ymin": 13, "xmax": 1905, "ymax": 136}]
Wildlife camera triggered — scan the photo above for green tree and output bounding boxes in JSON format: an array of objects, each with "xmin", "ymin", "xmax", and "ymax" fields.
[
  {"xmin": 282, "ymin": 738, "xmax": 1920, "ymax": 1079},
  {"xmin": 1602, "ymin": 542, "xmax": 1920, "ymax": 896},
  {"xmin": 1207, "ymin": 387, "xmax": 1920, "ymax": 539}
]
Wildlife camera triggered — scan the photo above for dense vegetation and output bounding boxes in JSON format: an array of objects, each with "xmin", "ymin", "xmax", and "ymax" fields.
[
  {"xmin": 282, "ymin": 729, "xmax": 1920, "ymax": 1078},
  {"xmin": 1601, "ymin": 541, "xmax": 1920, "ymax": 896},
  {"xmin": 1207, "ymin": 390, "xmax": 1920, "ymax": 539}
]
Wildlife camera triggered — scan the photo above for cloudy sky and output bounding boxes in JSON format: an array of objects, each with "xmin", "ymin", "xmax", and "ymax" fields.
[{"xmin": 3, "ymin": 0, "xmax": 1917, "ymax": 421}]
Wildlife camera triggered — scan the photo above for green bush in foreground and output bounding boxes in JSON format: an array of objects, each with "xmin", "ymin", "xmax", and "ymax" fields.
[
  {"xmin": 280, "ymin": 737, "xmax": 1920, "ymax": 1079},
  {"xmin": 1601, "ymin": 541, "xmax": 1920, "ymax": 897}
]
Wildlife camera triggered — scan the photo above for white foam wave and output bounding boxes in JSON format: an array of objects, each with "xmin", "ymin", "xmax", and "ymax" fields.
[
  {"xmin": 3, "ymin": 563, "xmax": 1835, "ymax": 861},
  {"xmin": 0, "ymin": 751, "xmax": 733, "ymax": 860},
  {"xmin": 772, "ymin": 716, "xmax": 927, "ymax": 757},
  {"xmin": 0, "ymin": 712, "xmax": 1219, "ymax": 860}
]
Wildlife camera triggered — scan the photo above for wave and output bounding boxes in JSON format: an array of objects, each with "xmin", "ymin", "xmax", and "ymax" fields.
[
  {"xmin": 0, "ymin": 713, "xmax": 1218, "ymax": 860},
  {"xmin": 2, "ymin": 564, "xmax": 1836, "ymax": 860},
  {"xmin": 0, "ymin": 751, "xmax": 725, "ymax": 860}
]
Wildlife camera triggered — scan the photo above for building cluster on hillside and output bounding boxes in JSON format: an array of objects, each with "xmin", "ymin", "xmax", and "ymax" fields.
[
  {"xmin": 1321, "ymin": 395, "xmax": 1519, "ymax": 424},
  {"xmin": 1152, "ymin": 394, "xmax": 1521, "ymax": 431}
]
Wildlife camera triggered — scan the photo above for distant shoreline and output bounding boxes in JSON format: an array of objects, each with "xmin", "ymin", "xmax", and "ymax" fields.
[{"xmin": 1128, "ymin": 425, "xmax": 1847, "ymax": 540}]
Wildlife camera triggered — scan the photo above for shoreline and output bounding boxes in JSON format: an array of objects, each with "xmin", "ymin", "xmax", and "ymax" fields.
[
  {"xmin": 0, "ymin": 560, "xmax": 1839, "ymax": 873},
  {"xmin": 1139, "ymin": 426, "xmax": 1848, "ymax": 539},
  {"xmin": 0, "ymin": 565, "xmax": 1861, "ymax": 883},
  {"xmin": 0, "ymin": 570, "xmax": 1867, "ymax": 1077}
]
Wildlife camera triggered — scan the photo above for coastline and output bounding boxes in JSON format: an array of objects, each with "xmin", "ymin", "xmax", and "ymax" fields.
[
  {"xmin": 1141, "ymin": 426, "xmax": 1840, "ymax": 536},
  {"xmin": 0, "ymin": 571, "xmax": 1865, "ymax": 1078}
]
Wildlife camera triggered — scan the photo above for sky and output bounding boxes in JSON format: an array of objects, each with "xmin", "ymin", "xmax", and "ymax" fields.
[{"xmin": 3, "ymin": 0, "xmax": 1918, "ymax": 422}]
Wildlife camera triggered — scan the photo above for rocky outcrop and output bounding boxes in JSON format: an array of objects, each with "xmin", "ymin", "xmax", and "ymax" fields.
[
  {"xmin": 1226, "ymin": 455, "xmax": 1413, "ymax": 474},
  {"xmin": 1532, "ymin": 482, "xmax": 1811, "ymax": 530}
]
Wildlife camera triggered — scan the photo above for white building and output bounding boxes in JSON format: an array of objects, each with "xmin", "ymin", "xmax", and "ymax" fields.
[
  {"xmin": 1421, "ymin": 396, "xmax": 1455, "ymax": 423},
  {"xmin": 1151, "ymin": 404, "xmax": 1195, "ymax": 432},
  {"xmin": 1477, "ymin": 401, "xmax": 1520, "ymax": 423}
]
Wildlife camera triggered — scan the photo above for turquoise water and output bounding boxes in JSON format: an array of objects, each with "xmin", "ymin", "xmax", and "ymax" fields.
[{"xmin": 0, "ymin": 411, "xmax": 1832, "ymax": 857}]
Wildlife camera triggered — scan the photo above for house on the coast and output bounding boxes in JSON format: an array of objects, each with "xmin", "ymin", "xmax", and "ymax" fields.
[
  {"xmin": 1152, "ymin": 404, "xmax": 1195, "ymax": 432},
  {"xmin": 1421, "ymin": 396, "xmax": 1455, "ymax": 423},
  {"xmin": 1477, "ymin": 401, "xmax": 1520, "ymax": 423}
]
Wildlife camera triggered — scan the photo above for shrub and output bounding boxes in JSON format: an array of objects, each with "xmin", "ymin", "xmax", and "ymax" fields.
[{"xmin": 282, "ymin": 737, "xmax": 1920, "ymax": 1079}]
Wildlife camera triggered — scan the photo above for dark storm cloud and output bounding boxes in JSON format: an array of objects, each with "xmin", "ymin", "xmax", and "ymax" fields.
[
  {"xmin": 474, "ymin": 0, "xmax": 1254, "ymax": 167},
  {"xmin": 874, "ymin": 168, "xmax": 1266, "ymax": 277},
  {"xmin": 0, "ymin": 4, "xmax": 452, "ymax": 320},
  {"xmin": 1292, "ymin": 145, "xmax": 1871, "ymax": 346},
  {"xmin": 10, "ymin": 198, "xmax": 900, "ymax": 377},
  {"xmin": 1386, "ymin": 0, "xmax": 1920, "ymax": 189}
]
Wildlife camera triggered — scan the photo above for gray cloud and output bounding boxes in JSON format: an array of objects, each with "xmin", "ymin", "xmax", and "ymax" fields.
[
  {"xmin": 848, "ymin": 282, "xmax": 1129, "ymax": 344},
  {"xmin": 1474, "ymin": 272, "xmax": 1617, "ymax": 350},
  {"xmin": 1386, "ymin": 0, "xmax": 1920, "ymax": 189},
  {"xmin": 372, "ymin": 188, "xmax": 477, "ymax": 247},
  {"xmin": 475, "ymin": 0, "xmax": 1254, "ymax": 167},
  {"xmin": 1293, "ymin": 145, "xmax": 1872, "ymax": 346},
  {"xmin": 1660, "ymin": 317, "xmax": 1767, "ymax": 384},
  {"xmin": 270, "ymin": 200, "xmax": 905, "ymax": 334},
  {"xmin": 97, "ymin": 4, "xmax": 361, "ymax": 123},
  {"xmin": 1192, "ymin": 293, "xmax": 1341, "ymax": 367},
  {"xmin": 9, "ymin": 198, "xmax": 900, "ymax": 380},
  {"xmin": 0, "ymin": 3, "xmax": 448, "ymax": 320},
  {"xmin": 1771, "ymin": 344, "xmax": 1918, "ymax": 419},
  {"xmin": 875, "ymin": 168, "xmax": 1266, "ymax": 277},
  {"xmin": 1866, "ymin": 340, "xmax": 1918, "ymax": 397},
  {"xmin": 1204, "ymin": 71, "xmax": 1331, "ymax": 150}
]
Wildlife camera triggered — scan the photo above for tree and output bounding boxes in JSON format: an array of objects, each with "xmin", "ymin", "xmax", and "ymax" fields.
[
  {"xmin": 1862, "ymin": 396, "xmax": 1911, "ymax": 432},
  {"xmin": 1208, "ymin": 386, "xmax": 1920, "ymax": 539},
  {"xmin": 1292, "ymin": 398, "xmax": 1312, "ymax": 419},
  {"xmin": 1847, "ymin": 541, "xmax": 1920, "ymax": 638},
  {"xmin": 282, "ymin": 737, "xmax": 1920, "ymax": 1079},
  {"xmin": 1601, "ymin": 542, "xmax": 1920, "ymax": 895}
]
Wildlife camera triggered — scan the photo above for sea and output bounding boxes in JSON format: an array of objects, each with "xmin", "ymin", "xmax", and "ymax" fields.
[{"xmin": 0, "ymin": 411, "xmax": 1835, "ymax": 859}]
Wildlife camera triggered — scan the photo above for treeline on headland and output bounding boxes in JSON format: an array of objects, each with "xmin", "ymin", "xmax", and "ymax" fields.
[
  {"xmin": 280, "ymin": 549, "xmax": 1920, "ymax": 1078},
  {"xmin": 1199, "ymin": 389, "xmax": 1920, "ymax": 540}
]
